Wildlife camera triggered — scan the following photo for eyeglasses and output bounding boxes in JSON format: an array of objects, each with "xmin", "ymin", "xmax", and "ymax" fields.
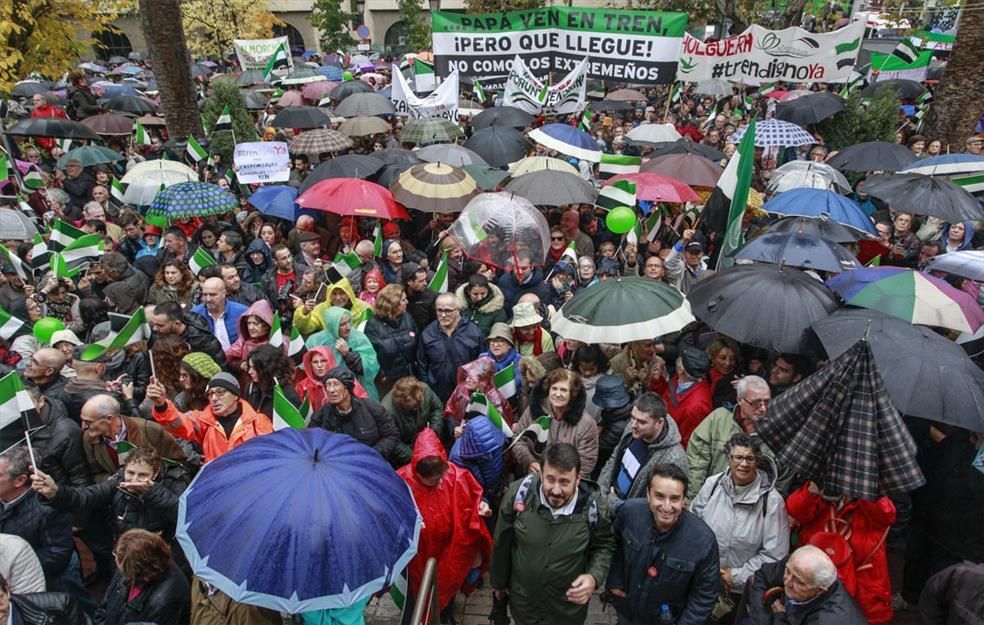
[
  {"xmin": 739, "ymin": 397, "xmax": 770, "ymax": 410},
  {"xmin": 435, "ymin": 308, "xmax": 457, "ymax": 315},
  {"xmin": 551, "ymin": 236, "xmax": 566, "ymax": 241},
  {"xmin": 730, "ymin": 454, "xmax": 757, "ymax": 465}
]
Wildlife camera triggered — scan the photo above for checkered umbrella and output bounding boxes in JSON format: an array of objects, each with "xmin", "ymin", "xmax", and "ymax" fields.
[
  {"xmin": 148, "ymin": 181, "xmax": 238, "ymax": 220},
  {"xmin": 756, "ymin": 340, "xmax": 925, "ymax": 500},
  {"xmin": 729, "ymin": 119, "xmax": 816, "ymax": 147},
  {"xmin": 289, "ymin": 129, "xmax": 353, "ymax": 155},
  {"xmin": 399, "ymin": 118, "xmax": 463, "ymax": 145}
]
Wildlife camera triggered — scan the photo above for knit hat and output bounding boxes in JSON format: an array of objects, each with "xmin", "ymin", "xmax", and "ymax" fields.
[
  {"xmin": 206, "ymin": 372, "xmax": 241, "ymax": 396},
  {"xmin": 324, "ymin": 366, "xmax": 356, "ymax": 391},
  {"xmin": 181, "ymin": 352, "xmax": 222, "ymax": 380}
]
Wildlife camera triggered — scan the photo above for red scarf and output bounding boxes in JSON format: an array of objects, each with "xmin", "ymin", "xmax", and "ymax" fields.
[
  {"xmin": 548, "ymin": 246, "xmax": 566, "ymax": 264},
  {"xmin": 514, "ymin": 326, "xmax": 544, "ymax": 356}
]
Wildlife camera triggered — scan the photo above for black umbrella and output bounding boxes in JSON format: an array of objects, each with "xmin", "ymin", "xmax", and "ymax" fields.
[
  {"xmin": 299, "ymin": 155, "xmax": 384, "ymax": 193},
  {"xmin": 756, "ymin": 340, "xmax": 925, "ymax": 500},
  {"xmin": 107, "ymin": 94, "xmax": 158, "ymax": 114},
  {"xmin": 861, "ymin": 78, "xmax": 926, "ymax": 100},
  {"xmin": 471, "ymin": 106, "xmax": 534, "ymax": 129},
  {"xmin": 734, "ymin": 232, "xmax": 861, "ymax": 273},
  {"xmin": 4, "ymin": 117, "xmax": 101, "ymax": 141},
  {"xmin": 372, "ymin": 148, "xmax": 422, "ymax": 167},
  {"xmin": 373, "ymin": 162, "xmax": 417, "ymax": 188},
  {"xmin": 860, "ymin": 173, "xmax": 984, "ymax": 222},
  {"xmin": 812, "ymin": 308, "xmax": 984, "ymax": 430},
  {"xmin": 330, "ymin": 80, "xmax": 373, "ymax": 101},
  {"xmin": 765, "ymin": 215, "xmax": 862, "ymax": 243},
  {"xmin": 775, "ymin": 92, "xmax": 844, "ymax": 126},
  {"xmin": 463, "ymin": 127, "xmax": 531, "ymax": 168},
  {"xmin": 11, "ymin": 81, "xmax": 49, "ymax": 98},
  {"xmin": 827, "ymin": 141, "xmax": 917, "ymax": 172},
  {"xmin": 504, "ymin": 170, "xmax": 597, "ymax": 206},
  {"xmin": 271, "ymin": 106, "xmax": 333, "ymax": 129},
  {"xmin": 687, "ymin": 264, "xmax": 840, "ymax": 353},
  {"xmin": 242, "ymin": 89, "xmax": 270, "ymax": 110},
  {"xmin": 649, "ymin": 138, "xmax": 725, "ymax": 161},
  {"xmin": 334, "ymin": 93, "xmax": 395, "ymax": 118}
]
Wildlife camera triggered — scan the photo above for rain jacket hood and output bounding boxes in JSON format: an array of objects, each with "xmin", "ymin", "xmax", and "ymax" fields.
[
  {"xmin": 445, "ymin": 357, "xmax": 512, "ymax": 426},
  {"xmin": 941, "ymin": 220, "xmax": 975, "ymax": 251},
  {"xmin": 237, "ymin": 299, "xmax": 275, "ymax": 343},
  {"xmin": 245, "ymin": 239, "xmax": 271, "ymax": 268},
  {"xmin": 305, "ymin": 305, "xmax": 380, "ymax": 398},
  {"xmin": 326, "ymin": 277, "xmax": 370, "ymax": 321}
]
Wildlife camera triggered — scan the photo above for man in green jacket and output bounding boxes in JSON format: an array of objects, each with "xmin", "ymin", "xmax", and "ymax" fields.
[{"xmin": 490, "ymin": 443, "xmax": 616, "ymax": 625}]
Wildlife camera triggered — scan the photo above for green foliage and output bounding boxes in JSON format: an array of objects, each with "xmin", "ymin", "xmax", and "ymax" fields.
[
  {"xmin": 201, "ymin": 82, "xmax": 258, "ymax": 161},
  {"xmin": 399, "ymin": 0, "xmax": 431, "ymax": 53},
  {"xmin": 817, "ymin": 88, "xmax": 899, "ymax": 152},
  {"xmin": 465, "ymin": 0, "xmax": 543, "ymax": 12},
  {"xmin": 311, "ymin": 0, "xmax": 357, "ymax": 52}
]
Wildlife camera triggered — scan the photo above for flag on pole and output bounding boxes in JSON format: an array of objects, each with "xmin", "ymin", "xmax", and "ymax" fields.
[
  {"xmin": 0, "ymin": 245, "xmax": 31, "ymax": 282},
  {"xmin": 389, "ymin": 570, "xmax": 409, "ymax": 610},
  {"xmin": 267, "ymin": 311, "xmax": 286, "ymax": 349},
  {"xmin": 598, "ymin": 154, "xmax": 641, "ymax": 177},
  {"xmin": 49, "ymin": 252, "xmax": 77, "ymax": 279},
  {"xmin": 628, "ymin": 210, "xmax": 663, "ymax": 247},
  {"xmin": 30, "ymin": 234, "xmax": 49, "ymax": 274},
  {"xmin": 186, "ymin": 136, "xmax": 208, "ymax": 162},
  {"xmin": 577, "ymin": 106, "xmax": 593, "ymax": 132},
  {"xmin": 79, "ymin": 309, "xmax": 151, "ymax": 362},
  {"xmin": 60, "ymin": 233, "xmax": 104, "ymax": 267},
  {"xmin": 134, "ymin": 122, "xmax": 151, "ymax": 146},
  {"xmin": 758, "ymin": 82, "xmax": 777, "ymax": 97},
  {"xmin": 712, "ymin": 118, "xmax": 757, "ymax": 271},
  {"xmin": 428, "ymin": 252, "xmax": 449, "ymax": 293},
  {"xmin": 21, "ymin": 170, "xmax": 44, "ymax": 191},
  {"xmin": 287, "ymin": 324, "xmax": 306, "ymax": 359},
  {"xmin": 264, "ymin": 42, "xmax": 289, "ymax": 82},
  {"xmin": 669, "ymin": 82, "xmax": 682, "ymax": 103},
  {"xmin": 272, "ymin": 384, "xmax": 306, "ymax": 430},
  {"xmin": 559, "ymin": 241, "xmax": 578, "ymax": 266},
  {"xmin": 865, "ymin": 255, "xmax": 882, "ymax": 267},
  {"xmin": 891, "ymin": 38, "xmax": 921, "ymax": 64},
  {"xmin": 597, "ymin": 179, "xmax": 637, "ymax": 210},
  {"xmin": 325, "ymin": 251, "xmax": 363, "ymax": 284},
  {"xmin": 318, "ymin": 93, "xmax": 331, "ymax": 108},
  {"xmin": 466, "ymin": 391, "xmax": 513, "ymax": 438},
  {"xmin": 868, "ymin": 50, "xmax": 932, "ymax": 81},
  {"xmin": 838, "ymin": 71, "xmax": 865, "ymax": 98},
  {"xmin": 413, "ymin": 58, "xmax": 435, "ymax": 92},
  {"xmin": 0, "ymin": 305, "xmax": 26, "ymax": 341},
  {"xmin": 212, "ymin": 106, "xmax": 233, "ymax": 133},
  {"xmin": 56, "ymin": 138, "xmax": 72, "ymax": 152},
  {"xmin": 0, "ymin": 371, "xmax": 41, "ymax": 454},
  {"xmin": 510, "ymin": 415, "xmax": 553, "ymax": 450},
  {"xmin": 493, "ymin": 363, "xmax": 517, "ymax": 399},
  {"xmin": 372, "ymin": 222, "xmax": 383, "ymax": 257},
  {"xmin": 473, "ymin": 80, "xmax": 487, "ymax": 104},
  {"xmin": 48, "ymin": 219, "xmax": 87, "ymax": 252},
  {"xmin": 188, "ymin": 247, "xmax": 217, "ymax": 276},
  {"xmin": 110, "ymin": 178, "xmax": 126, "ymax": 203}
]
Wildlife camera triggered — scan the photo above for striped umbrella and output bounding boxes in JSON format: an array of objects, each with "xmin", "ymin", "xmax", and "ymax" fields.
[
  {"xmin": 148, "ymin": 181, "xmax": 238, "ymax": 220},
  {"xmin": 728, "ymin": 119, "xmax": 815, "ymax": 147},
  {"xmin": 390, "ymin": 162, "xmax": 479, "ymax": 213},
  {"xmin": 528, "ymin": 123, "xmax": 601, "ymax": 162},
  {"xmin": 901, "ymin": 154, "xmax": 984, "ymax": 195},
  {"xmin": 508, "ymin": 156, "xmax": 578, "ymax": 177},
  {"xmin": 399, "ymin": 118, "xmax": 463, "ymax": 145},
  {"xmin": 826, "ymin": 267, "xmax": 984, "ymax": 333},
  {"xmin": 289, "ymin": 129, "xmax": 353, "ymax": 155}
]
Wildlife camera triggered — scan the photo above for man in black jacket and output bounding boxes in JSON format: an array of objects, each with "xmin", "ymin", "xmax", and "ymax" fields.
[
  {"xmin": 606, "ymin": 463, "xmax": 719, "ymax": 625},
  {"xmin": 747, "ymin": 546, "xmax": 867, "ymax": 625},
  {"xmin": 150, "ymin": 301, "xmax": 228, "ymax": 368},
  {"xmin": 309, "ymin": 368, "xmax": 400, "ymax": 466},
  {"xmin": 22, "ymin": 383, "xmax": 89, "ymax": 488},
  {"xmin": 402, "ymin": 262, "xmax": 437, "ymax": 331},
  {"xmin": 21, "ymin": 348, "xmax": 70, "ymax": 409}
]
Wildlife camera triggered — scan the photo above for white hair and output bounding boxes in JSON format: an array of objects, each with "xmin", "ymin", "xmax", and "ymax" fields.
[
  {"xmin": 736, "ymin": 375, "xmax": 769, "ymax": 398},
  {"xmin": 794, "ymin": 545, "xmax": 838, "ymax": 588}
]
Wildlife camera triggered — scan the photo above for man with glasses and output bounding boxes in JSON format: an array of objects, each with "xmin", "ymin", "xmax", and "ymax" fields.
[
  {"xmin": 21, "ymin": 348, "xmax": 70, "ymax": 407},
  {"xmin": 417, "ymin": 293, "xmax": 485, "ymax": 402},
  {"xmin": 79, "ymin": 394, "xmax": 186, "ymax": 483},
  {"xmin": 686, "ymin": 375, "xmax": 786, "ymax": 501},
  {"xmin": 148, "ymin": 371, "xmax": 272, "ymax": 463}
]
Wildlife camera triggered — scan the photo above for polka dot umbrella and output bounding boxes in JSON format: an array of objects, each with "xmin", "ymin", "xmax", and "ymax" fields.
[{"xmin": 147, "ymin": 181, "xmax": 239, "ymax": 221}]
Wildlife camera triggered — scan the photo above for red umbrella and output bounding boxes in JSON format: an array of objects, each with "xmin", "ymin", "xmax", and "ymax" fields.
[
  {"xmin": 296, "ymin": 178, "xmax": 409, "ymax": 219},
  {"xmin": 763, "ymin": 90, "xmax": 789, "ymax": 100},
  {"xmin": 607, "ymin": 173, "xmax": 701, "ymax": 203}
]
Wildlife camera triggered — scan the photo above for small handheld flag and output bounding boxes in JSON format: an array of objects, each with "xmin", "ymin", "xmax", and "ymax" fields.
[
  {"xmin": 212, "ymin": 106, "xmax": 233, "ymax": 133},
  {"xmin": 186, "ymin": 136, "xmax": 208, "ymax": 162},
  {"xmin": 428, "ymin": 252, "xmax": 449, "ymax": 293},
  {"xmin": 134, "ymin": 122, "xmax": 151, "ymax": 146},
  {"xmin": 188, "ymin": 247, "xmax": 217, "ymax": 276}
]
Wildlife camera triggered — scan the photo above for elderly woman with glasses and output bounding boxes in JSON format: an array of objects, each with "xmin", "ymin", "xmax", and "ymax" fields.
[{"xmin": 690, "ymin": 432, "xmax": 790, "ymax": 617}]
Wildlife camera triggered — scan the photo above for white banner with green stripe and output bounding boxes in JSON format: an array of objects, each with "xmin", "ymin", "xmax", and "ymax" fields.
[{"xmin": 432, "ymin": 8, "xmax": 687, "ymax": 84}]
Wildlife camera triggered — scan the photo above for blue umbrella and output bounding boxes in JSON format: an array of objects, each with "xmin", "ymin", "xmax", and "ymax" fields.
[
  {"xmin": 763, "ymin": 188, "xmax": 877, "ymax": 235},
  {"xmin": 115, "ymin": 64, "xmax": 146, "ymax": 75},
  {"xmin": 247, "ymin": 185, "xmax": 316, "ymax": 221},
  {"xmin": 528, "ymin": 123, "xmax": 602, "ymax": 162},
  {"xmin": 302, "ymin": 50, "xmax": 319, "ymax": 60},
  {"xmin": 177, "ymin": 429, "xmax": 421, "ymax": 614},
  {"xmin": 148, "ymin": 181, "xmax": 239, "ymax": 220},
  {"xmin": 316, "ymin": 65, "xmax": 345, "ymax": 81}
]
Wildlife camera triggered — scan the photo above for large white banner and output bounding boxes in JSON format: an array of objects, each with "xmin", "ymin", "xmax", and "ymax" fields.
[
  {"xmin": 234, "ymin": 141, "xmax": 290, "ymax": 184},
  {"xmin": 503, "ymin": 55, "xmax": 588, "ymax": 115},
  {"xmin": 390, "ymin": 65, "xmax": 460, "ymax": 122},
  {"xmin": 233, "ymin": 37, "xmax": 294, "ymax": 73},
  {"xmin": 676, "ymin": 21, "xmax": 865, "ymax": 85}
]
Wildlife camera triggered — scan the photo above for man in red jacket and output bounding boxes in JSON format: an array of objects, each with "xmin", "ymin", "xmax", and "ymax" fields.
[
  {"xmin": 29, "ymin": 94, "xmax": 67, "ymax": 152},
  {"xmin": 651, "ymin": 345, "xmax": 713, "ymax": 447},
  {"xmin": 397, "ymin": 428, "xmax": 492, "ymax": 624}
]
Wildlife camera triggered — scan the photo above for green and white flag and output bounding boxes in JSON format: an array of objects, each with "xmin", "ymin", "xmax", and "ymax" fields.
[
  {"xmin": 318, "ymin": 93, "xmax": 331, "ymax": 108},
  {"xmin": 110, "ymin": 178, "xmax": 126, "ymax": 203},
  {"xmin": 891, "ymin": 38, "xmax": 921, "ymax": 64},
  {"xmin": 428, "ymin": 252, "xmax": 449, "ymax": 293},
  {"xmin": 713, "ymin": 118, "xmax": 756, "ymax": 270},
  {"xmin": 493, "ymin": 363, "xmax": 517, "ymax": 399},
  {"xmin": 510, "ymin": 415, "xmax": 552, "ymax": 449},
  {"xmin": 212, "ymin": 105, "xmax": 233, "ymax": 133},
  {"xmin": 952, "ymin": 174, "xmax": 984, "ymax": 195},
  {"xmin": 188, "ymin": 247, "xmax": 217, "ymax": 276},
  {"xmin": 473, "ymin": 80, "xmax": 487, "ymax": 104},
  {"xmin": 287, "ymin": 324, "xmax": 306, "ymax": 358},
  {"xmin": 372, "ymin": 222, "xmax": 383, "ymax": 257},
  {"xmin": 838, "ymin": 71, "xmax": 864, "ymax": 98},
  {"xmin": 669, "ymin": 82, "xmax": 682, "ymax": 103},
  {"xmin": 134, "ymin": 121, "xmax": 151, "ymax": 146},
  {"xmin": 49, "ymin": 252, "xmax": 77, "ymax": 279},
  {"xmin": 21, "ymin": 170, "xmax": 44, "ymax": 191},
  {"xmin": 413, "ymin": 58, "xmax": 435, "ymax": 92},
  {"xmin": 389, "ymin": 569, "xmax": 409, "ymax": 610},
  {"xmin": 597, "ymin": 179, "xmax": 637, "ymax": 210},
  {"xmin": 0, "ymin": 245, "xmax": 31, "ymax": 282},
  {"xmin": 466, "ymin": 391, "xmax": 512, "ymax": 438},
  {"xmin": 48, "ymin": 219, "xmax": 87, "ymax": 252},
  {"xmin": 0, "ymin": 155, "xmax": 8, "ymax": 181},
  {"xmin": 351, "ymin": 306, "xmax": 373, "ymax": 331},
  {"xmin": 578, "ymin": 106, "xmax": 592, "ymax": 132},
  {"xmin": 868, "ymin": 50, "xmax": 932, "ymax": 81},
  {"xmin": 626, "ymin": 208, "xmax": 663, "ymax": 247},
  {"xmin": 114, "ymin": 440, "xmax": 137, "ymax": 464},
  {"xmin": 272, "ymin": 384, "xmax": 306, "ymax": 430},
  {"xmin": 186, "ymin": 136, "xmax": 208, "ymax": 162},
  {"xmin": 31, "ymin": 233, "xmax": 50, "ymax": 274},
  {"xmin": 758, "ymin": 82, "xmax": 777, "ymax": 97},
  {"xmin": 0, "ymin": 371, "xmax": 39, "ymax": 453},
  {"xmin": 56, "ymin": 138, "xmax": 72, "ymax": 152},
  {"xmin": 60, "ymin": 233, "xmax": 104, "ymax": 267},
  {"xmin": 326, "ymin": 251, "xmax": 363, "ymax": 284},
  {"xmin": 263, "ymin": 42, "xmax": 290, "ymax": 82},
  {"xmin": 0, "ymin": 305, "xmax": 26, "ymax": 340},
  {"xmin": 80, "ymin": 309, "xmax": 151, "ymax": 362},
  {"xmin": 560, "ymin": 241, "xmax": 577, "ymax": 266},
  {"xmin": 267, "ymin": 311, "xmax": 286, "ymax": 349},
  {"xmin": 599, "ymin": 154, "xmax": 641, "ymax": 177}
]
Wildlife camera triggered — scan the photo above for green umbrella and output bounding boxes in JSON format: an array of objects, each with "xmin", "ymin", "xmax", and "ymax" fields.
[
  {"xmin": 56, "ymin": 145, "xmax": 124, "ymax": 169},
  {"xmin": 551, "ymin": 277, "xmax": 694, "ymax": 344},
  {"xmin": 399, "ymin": 118, "xmax": 463, "ymax": 145},
  {"xmin": 462, "ymin": 165, "xmax": 509, "ymax": 191}
]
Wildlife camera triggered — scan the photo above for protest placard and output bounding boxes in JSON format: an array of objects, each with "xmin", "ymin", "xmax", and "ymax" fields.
[{"xmin": 233, "ymin": 142, "xmax": 290, "ymax": 184}]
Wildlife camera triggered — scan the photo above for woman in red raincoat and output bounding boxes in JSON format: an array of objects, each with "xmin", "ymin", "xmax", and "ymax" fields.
[
  {"xmin": 397, "ymin": 428, "xmax": 492, "ymax": 623},
  {"xmin": 786, "ymin": 481, "xmax": 896, "ymax": 624}
]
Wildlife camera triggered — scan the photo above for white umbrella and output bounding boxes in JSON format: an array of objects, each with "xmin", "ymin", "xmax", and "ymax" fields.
[
  {"xmin": 626, "ymin": 123, "xmax": 682, "ymax": 144},
  {"xmin": 695, "ymin": 78, "xmax": 732, "ymax": 98},
  {"xmin": 121, "ymin": 160, "xmax": 198, "ymax": 205},
  {"xmin": 768, "ymin": 161, "xmax": 853, "ymax": 194}
]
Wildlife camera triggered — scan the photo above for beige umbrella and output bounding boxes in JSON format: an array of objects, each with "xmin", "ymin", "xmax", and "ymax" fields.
[
  {"xmin": 605, "ymin": 88, "xmax": 647, "ymax": 102},
  {"xmin": 337, "ymin": 116, "xmax": 391, "ymax": 137},
  {"xmin": 390, "ymin": 162, "xmax": 479, "ymax": 213},
  {"xmin": 508, "ymin": 156, "xmax": 578, "ymax": 177}
]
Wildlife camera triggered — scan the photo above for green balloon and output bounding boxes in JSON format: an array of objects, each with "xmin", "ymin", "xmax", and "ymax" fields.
[
  {"xmin": 33, "ymin": 317, "xmax": 65, "ymax": 344},
  {"xmin": 606, "ymin": 206, "xmax": 636, "ymax": 234},
  {"xmin": 342, "ymin": 71, "xmax": 354, "ymax": 81}
]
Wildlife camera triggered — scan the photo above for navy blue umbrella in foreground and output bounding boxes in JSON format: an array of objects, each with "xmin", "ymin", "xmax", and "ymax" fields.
[
  {"xmin": 247, "ymin": 185, "xmax": 316, "ymax": 222},
  {"xmin": 733, "ymin": 232, "xmax": 861, "ymax": 273},
  {"xmin": 177, "ymin": 429, "xmax": 421, "ymax": 614}
]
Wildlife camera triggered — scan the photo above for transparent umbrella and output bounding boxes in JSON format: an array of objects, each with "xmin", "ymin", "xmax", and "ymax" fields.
[{"xmin": 449, "ymin": 193, "xmax": 551, "ymax": 269}]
